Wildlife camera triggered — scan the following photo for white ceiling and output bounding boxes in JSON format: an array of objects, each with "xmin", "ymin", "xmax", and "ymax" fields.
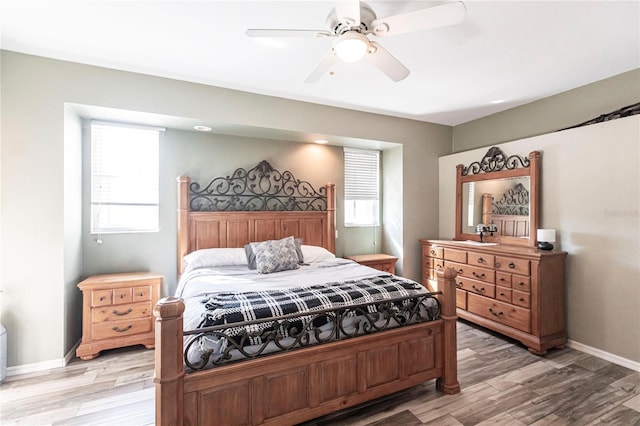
[{"xmin": 1, "ymin": 1, "xmax": 639, "ymax": 126}]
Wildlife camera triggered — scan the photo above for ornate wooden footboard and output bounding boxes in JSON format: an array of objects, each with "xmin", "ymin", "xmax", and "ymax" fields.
[{"xmin": 154, "ymin": 268, "xmax": 459, "ymax": 425}]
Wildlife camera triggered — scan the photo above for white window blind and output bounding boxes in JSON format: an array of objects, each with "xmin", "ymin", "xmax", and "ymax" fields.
[
  {"xmin": 344, "ymin": 147, "xmax": 380, "ymax": 227},
  {"xmin": 90, "ymin": 122, "xmax": 161, "ymax": 234}
]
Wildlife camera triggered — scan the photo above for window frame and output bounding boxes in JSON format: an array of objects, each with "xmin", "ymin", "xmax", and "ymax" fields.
[
  {"xmin": 343, "ymin": 147, "xmax": 380, "ymax": 228},
  {"xmin": 89, "ymin": 121, "xmax": 163, "ymax": 234}
]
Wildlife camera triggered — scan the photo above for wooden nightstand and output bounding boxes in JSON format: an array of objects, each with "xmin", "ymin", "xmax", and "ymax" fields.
[
  {"xmin": 76, "ymin": 272, "xmax": 162, "ymax": 360},
  {"xmin": 345, "ymin": 253, "xmax": 398, "ymax": 274}
]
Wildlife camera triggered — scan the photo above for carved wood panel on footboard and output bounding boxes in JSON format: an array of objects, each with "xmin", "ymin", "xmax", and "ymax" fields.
[{"xmin": 181, "ymin": 321, "xmax": 443, "ymax": 425}]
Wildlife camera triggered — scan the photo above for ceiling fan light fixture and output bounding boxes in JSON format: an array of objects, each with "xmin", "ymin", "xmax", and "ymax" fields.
[{"xmin": 334, "ymin": 32, "xmax": 369, "ymax": 63}]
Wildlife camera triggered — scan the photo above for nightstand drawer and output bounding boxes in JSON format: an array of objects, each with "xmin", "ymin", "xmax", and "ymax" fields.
[
  {"xmin": 92, "ymin": 301, "xmax": 152, "ymax": 323},
  {"xmin": 133, "ymin": 285, "xmax": 153, "ymax": 302},
  {"xmin": 92, "ymin": 317, "xmax": 152, "ymax": 341},
  {"xmin": 113, "ymin": 287, "xmax": 133, "ymax": 304},
  {"xmin": 92, "ymin": 290, "xmax": 113, "ymax": 307}
]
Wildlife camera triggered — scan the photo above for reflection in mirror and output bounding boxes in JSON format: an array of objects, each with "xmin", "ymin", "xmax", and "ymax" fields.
[{"xmin": 461, "ymin": 176, "xmax": 530, "ymax": 238}]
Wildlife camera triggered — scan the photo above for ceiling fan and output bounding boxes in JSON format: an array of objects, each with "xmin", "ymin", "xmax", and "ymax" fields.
[{"xmin": 246, "ymin": 1, "xmax": 466, "ymax": 83}]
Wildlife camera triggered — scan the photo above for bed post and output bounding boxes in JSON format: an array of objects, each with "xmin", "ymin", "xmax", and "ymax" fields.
[
  {"xmin": 436, "ymin": 267, "xmax": 460, "ymax": 394},
  {"xmin": 154, "ymin": 297, "xmax": 186, "ymax": 426},
  {"xmin": 325, "ymin": 183, "xmax": 336, "ymax": 254},
  {"xmin": 177, "ymin": 176, "xmax": 190, "ymax": 276}
]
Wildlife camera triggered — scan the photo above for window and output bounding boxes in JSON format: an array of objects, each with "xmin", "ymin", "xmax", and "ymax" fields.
[
  {"xmin": 344, "ymin": 147, "xmax": 380, "ymax": 227},
  {"xmin": 90, "ymin": 121, "xmax": 162, "ymax": 234}
]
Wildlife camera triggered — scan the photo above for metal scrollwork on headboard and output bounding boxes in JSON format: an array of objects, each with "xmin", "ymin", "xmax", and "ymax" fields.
[
  {"xmin": 462, "ymin": 147, "xmax": 530, "ymax": 176},
  {"xmin": 189, "ymin": 160, "xmax": 327, "ymax": 212},
  {"xmin": 492, "ymin": 183, "xmax": 530, "ymax": 216}
]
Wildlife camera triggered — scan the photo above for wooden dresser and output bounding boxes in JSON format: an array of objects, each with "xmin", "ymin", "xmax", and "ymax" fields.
[
  {"xmin": 76, "ymin": 272, "xmax": 162, "ymax": 360},
  {"xmin": 421, "ymin": 239, "xmax": 566, "ymax": 355},
  {"xmin": 345, "ymin": 253, "xmax": 398, "ymax": 274}
]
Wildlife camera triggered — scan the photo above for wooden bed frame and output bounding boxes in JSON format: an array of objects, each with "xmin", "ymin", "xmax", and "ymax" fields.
[{"xmin": 154, "ymin": 168, "xmax": 459, "ymax": 425}]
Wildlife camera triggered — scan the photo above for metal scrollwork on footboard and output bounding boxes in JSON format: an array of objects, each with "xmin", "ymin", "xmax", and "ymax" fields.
[
  {"xmin": 183, "ymin": 293, "xmax": 441, "ymax": 371},
  {"xmin": 189, "ymin": 160, "xmax": 327, "ymax": 211}
]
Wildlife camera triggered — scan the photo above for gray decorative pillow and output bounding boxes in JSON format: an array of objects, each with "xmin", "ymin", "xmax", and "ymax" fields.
[
  {"xmin": 245, "ymin": 237, "xmax": 303, "ymax": 270},
  {"xmin": 250, "ymin": 236, "xmax": 301, "ymax": 274}
]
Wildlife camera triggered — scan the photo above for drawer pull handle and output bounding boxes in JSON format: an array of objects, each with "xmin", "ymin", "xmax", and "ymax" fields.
[
  {"xmin": 517, "ymin": 282, "xmax": 525, "ymax": 287},
  {"xmin": 508, "ymin": 262, "xmax": 516, "ymax": 269},
  {"xmin": 457, "ymin": 268, "xmax": 464, "ymax": 274},
  {"xmin": 519, "ymin": 298, "xmax": 525, "ymax": 302},
  {"xmin": 112, "ymin": 325, "xmax": 132, "ymax": 333},
  {"xmin": 99, "ymin": 296, "xmax": 105, "ymax": 301},
  {"xmin": 456, "ymin": 281, "xmax": 464, "ymax": 288},
  {"xmin": 477, "ymin": 257, "xmax": 484, "ymax": 263},
  {"xmin": 499, "ymin": 292, "xmax": 506, "ymax": 296},
  {"xmin": 488, "ymin": 308, "xmax": 504, "ymax": 317},
  {"xmin": 138, "ymin": 293, "xmax": 145, "ymax": 297},
  {"xmin": 430, "ymin": 250, "xmax": 436, "ymax": 255},
  {"xmin": 472, "ymin": 284, "xmax": 485, "ymax": 293},
  {"xmin": 119, "ymin": 294, "xmax": 126, "ymax": 299},
  {"xmin": 112, "ymin": 308, "xmax": 133, "ymax": 316},
  {"xmin": 499, "ymin": 277, "xmax": 507, "ymax": 282},
  {"xmin": 472, "ymin": 271, "xmax": 486, "ymax": 278}
]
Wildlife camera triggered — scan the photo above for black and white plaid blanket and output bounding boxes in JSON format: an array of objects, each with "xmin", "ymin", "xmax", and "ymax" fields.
[{"xmin": 198, "ymin": 275, "xmax": 435, "ymax": 346}]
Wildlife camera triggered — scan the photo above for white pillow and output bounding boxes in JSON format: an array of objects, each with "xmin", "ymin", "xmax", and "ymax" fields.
[
  {"xmin": 301, "ymin": 245, "xmax": 336, "ymax": 263},
  {"xmin": 183, "ymin": 248, "xmax": 248, "ymax": 271}
]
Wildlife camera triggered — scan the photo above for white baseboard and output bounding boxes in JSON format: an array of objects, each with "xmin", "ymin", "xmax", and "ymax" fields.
[
  {"xmin": 567, "ymin": 339, "xmax": 640, "ymax": 372},
  {"xmin": 7, "ymin": 339, "xmax": 80, "ymax": 377}
]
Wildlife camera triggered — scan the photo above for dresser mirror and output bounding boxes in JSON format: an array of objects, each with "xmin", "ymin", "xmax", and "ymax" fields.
[{"xmin": 455, "ymin": 148, "xmax": 540, "ymax": 247}]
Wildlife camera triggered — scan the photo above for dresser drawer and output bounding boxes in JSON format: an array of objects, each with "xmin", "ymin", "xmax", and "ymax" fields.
[
  {"xmin": 512, "ymin": 290, "xmax": 531, "ymax": 308},
  {"xmin": 456, "ymin": 289, "xmax": 467, "ymax": 310},
  {"xmin": 446, "ymin": 261, "xmax": 495, "ymax": 284},
  {"xmin": 444, "ymin": 248, "xmax": 467, "ymax": 263},
  {"xmin": 91, "ymin": 301, "xmax": 152, "ymax": 323},
  {"xmin": 468, "ymin": 252, "xmax": 495, "ymax": 269},
  {"xmin": 92, "ymin": 317, "xmax": 152, "ymax": 341},
  {"xmin": 495, "ymin": 256, "xmax": 530, "ymax": 276},
  {"xmin": 496, "ymin": 272, "xmax": 511, "ymax": 288},
  {"xmin": 468, "ymin": 293, "xmax": 530, "ymax": 333},
  {"xmin": 424, "ymin": 245, "xmax": 443, "ymax": 259},
  {"xmin": 456, "ymin": 276, "xmax": 496, "ymax": 298},
  {"xmin": 496, "ymin": 288, "xmax": 512, "ymax": 303},
  {"xmin": 512, "ymin": 275, "xmax": 531, "ymax": 292}
]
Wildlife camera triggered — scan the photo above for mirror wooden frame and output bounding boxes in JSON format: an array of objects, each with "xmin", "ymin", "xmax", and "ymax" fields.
[{"xmin": 455, "ymin": 148, "xmax": 540, "ymax": 247}]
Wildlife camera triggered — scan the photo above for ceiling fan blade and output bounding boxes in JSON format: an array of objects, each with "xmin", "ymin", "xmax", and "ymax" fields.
[
  {"xmin": 370, "ymin": 1, "xmax": 466, "ymax": 37},
  {"xmin": 365, "ymin": 42, "xmax": 409, "ymax": 82},
  {"xmin": 334, "ymin": 1, "xmax": 361, "ymax": 26},
  {"xmin": 246, "ymin": 29, "xmax": 332, "ymax": 38},
  {"xmin": 305, "ymin": 50, "xmax": 337, "ymax": 83}
]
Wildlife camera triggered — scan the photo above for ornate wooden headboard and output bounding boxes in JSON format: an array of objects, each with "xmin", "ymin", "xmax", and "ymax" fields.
[{"xmin": 176, "ymin": 161, "xmax": 336, "ymax": 275}]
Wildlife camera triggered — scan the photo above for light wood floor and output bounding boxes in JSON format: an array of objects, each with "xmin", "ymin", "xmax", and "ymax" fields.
[{"xmin": 1, "ymin": 320, "xmax": 639, "ymax": 425}]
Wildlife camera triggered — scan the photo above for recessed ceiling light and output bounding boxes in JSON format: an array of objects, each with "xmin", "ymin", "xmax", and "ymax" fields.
[
  {"xmin": 194, "ymin": 125, "xmax": 212, "ymax": 131},
  {"xmin": 314, "ymin": 139, "xmax": 329, "ymax": 144},
  {"xmin": 491, "ymin": 99, "xmax": 506, "ymax": 104}
]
